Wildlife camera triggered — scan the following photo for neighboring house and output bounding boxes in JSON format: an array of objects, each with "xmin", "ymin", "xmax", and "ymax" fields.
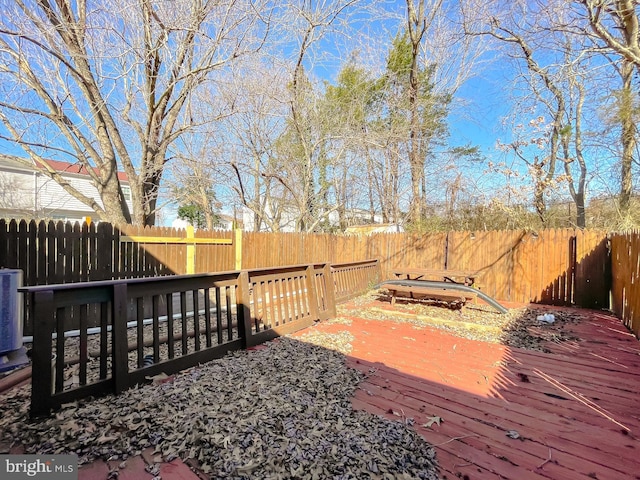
[
  {"xmin": 327, "ymin": 209, "xmax": 384, "ymax": 227},
  {"xmin": 242, "ymin": 203, "xmax": 298, "ymax": 233},
  {"xmin": 242, "ymin": 203, "xmax": 387, "ymax": 232},
  {"xmin": 344, "ymin": 223, "xmax": 404, "ymax": 235},
  {"xmin": 171, "ymin": 214, "xmax": 239, "ymax": 231},
  {"xmin": 211, "ymin": 214, "xmax": 238, "ymax": 231},
  {"xmin": 0, "ymin": 156, "xmax": 132, "ymax": 223}
]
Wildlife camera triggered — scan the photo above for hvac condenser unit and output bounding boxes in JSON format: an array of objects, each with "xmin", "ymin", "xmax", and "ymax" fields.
[{"xmin": 0, "ymin": 269, "xmax": 23, "ymax": 355}]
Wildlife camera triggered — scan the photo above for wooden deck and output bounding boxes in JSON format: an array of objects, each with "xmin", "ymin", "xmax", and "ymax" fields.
[
  {"xmin": 5, "ymin": 298, "xmax": 639, "ymax": 480},
  {"xmin": 295, "ymin": 302, "xmax": 640, "ymax": 480}
]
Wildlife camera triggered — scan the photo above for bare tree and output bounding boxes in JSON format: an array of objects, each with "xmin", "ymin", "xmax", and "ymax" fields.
[
  {"xmin": 377, "ymin": 0, "xmax": 484, "ymax": 227},
  {"xmin": 223, "ymin": 60, "xmax": 291, "ymax": 232},
  {"xmin": 0, "ymin": 0, "xmax": 268, "ymax": 225},
  {"xmin": 577, "ymin": 0, "xmax": 640, "ymax": 71},
  {"xmin": 167, "ymin": 143, "xmax": 221, "ymax": 231},
  {"xmin": 574, "ymin": 0, "xmax": 639, "ymax": 221},
  {"xmin": 280, "ymin": 0, "xmax": 360, "ymax": 231},
  {"xmin": 463, "ymin": 0, "xmax": 593, "ymax": 227}
]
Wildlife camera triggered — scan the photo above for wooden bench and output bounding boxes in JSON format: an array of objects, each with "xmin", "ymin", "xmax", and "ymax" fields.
[{"xmin": 384, "ymin": 284, "xmax": 477, "ymax": 307}]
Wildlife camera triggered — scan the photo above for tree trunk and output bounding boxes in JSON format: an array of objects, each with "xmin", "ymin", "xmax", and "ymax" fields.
[
  {"xmin": 533, "ymin": 161, "xmax": 547, "ymax": 226},
  {"xmin": 408, "ymin": 36, "xmax": 424, "ymax": 225},
  {"xmin": 406, "ymin": 0, "xmax": 428, "ymax": 226},
  {"xmin": 619, "ymin": 59, "xmax": 635, "ymax": 218},
  {"xmin": 99, "ymin": 181, "xmax": 130, "ymax": 225}
]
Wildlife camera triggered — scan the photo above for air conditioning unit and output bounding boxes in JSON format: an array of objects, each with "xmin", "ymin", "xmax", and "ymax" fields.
[{"xmin": 0, "ymin": 269, "xmax": 23, "ymax": 355}]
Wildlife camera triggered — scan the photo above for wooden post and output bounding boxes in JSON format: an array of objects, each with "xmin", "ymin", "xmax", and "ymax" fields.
[
  {"xmin": 568, "ymin": 235, "xmax": 577, "ymax": 306},
  {"xmin": 305, "ymin": 265, "xmax": 320, "ymax": 321},
  {"xmin": 236, "ymin": 271, "xmax": 254, "ymax": 348},
  {"xmin": 235, "ymin": 228, "xmax": 243, "ymax": 271},
  {"xmin": 186, "ymin": 225, "xmax": 195, "ymax": 274},
  {"xmin": 112, "ymin": 283, "xmax": 129, "ymax": 394},
  {"xmin": 323, "ymin": 263, "xmax": 337, "ymax": 318},
  {"xmin": 30, "ymin": 290, "xmax": 54, "ymax": 418}
]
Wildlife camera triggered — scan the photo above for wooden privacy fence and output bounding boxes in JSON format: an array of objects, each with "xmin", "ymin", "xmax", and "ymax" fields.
[
  {"xmin": 0, "ymin": 219, "xmax": 613, "ymax": 308},
  {"xmin": 444, "ymin": 229, "xmax": 610, "ymax": 309},
  {"xmin": 0, "ymin": 220, "xmax": 236, "ymax": 334},
  {"xmin": 0, "ymin": 219, "xmax": 235, "ymax": 286},
  {"xmin": 611, "ymin": 232, "xmax": 640, "ymax": 337},
  {"xmin": 21, "ymin": 259, "xmax": 379, "ymax": 417},
  {"xmin": 241, "ymin": 229, "xmax": 610, "ymax": 309}
]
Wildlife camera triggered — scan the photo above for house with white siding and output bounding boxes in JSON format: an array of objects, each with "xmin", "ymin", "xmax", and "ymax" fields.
[
  {"xmin": 241, "ymin": 203, "xmax": 386, "ymax": 232},
  {"xmin": 0, "ymin": 156, "xmax": 133, "ymax": 223}
]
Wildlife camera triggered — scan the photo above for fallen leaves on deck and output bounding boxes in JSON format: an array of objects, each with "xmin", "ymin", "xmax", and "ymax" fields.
[
  {"xmin": 347, "ymin": 293, "xmax": 582, "ymax": 352},
  {"xmin": 0, "ymin": 337, "xmax": 439, "ymax": 479},
  {"xmin": 422, "ymin": 416, "xmax": 442, "ymax": 429}
]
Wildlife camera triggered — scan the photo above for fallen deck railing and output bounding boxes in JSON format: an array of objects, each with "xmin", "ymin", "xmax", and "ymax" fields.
[{"xmin": 21, "ymin": 259, "xmax": 379, "ymax": 417}]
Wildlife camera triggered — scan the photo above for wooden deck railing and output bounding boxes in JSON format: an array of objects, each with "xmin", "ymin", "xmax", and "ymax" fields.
[
  {"xmin": 21, "ymin": 259, "xmax": 378, "ymax": 417},
  {"xmin": 332, "ymin": 259, "xmax": 381, "ymax": 303}
]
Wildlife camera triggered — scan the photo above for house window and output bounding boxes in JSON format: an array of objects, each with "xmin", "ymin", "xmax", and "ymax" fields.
[{"xmin": 122, "ymin": 185, "xmax": 131, "ymax": 201}]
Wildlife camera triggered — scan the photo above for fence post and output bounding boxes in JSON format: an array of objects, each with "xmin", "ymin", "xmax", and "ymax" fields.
[
  {"xmin": 112, "ymin": 283, "xmax": 129, "ymax": 394},
  {"xmin": 236, "ymin": 271, "xmax": 254, "ymax": 348},
  {"xmin": 30, "ymin": 290, "xmax": 54, "ymax": 418},
  {"xmin": 235, "ymin": 229, "xmax": 243, "ymax": 270},
  {"xmin": 186, "ymin": 225, "xmax": 195, "ymax": 274},
  {"xmin": 568, "ymin": 235, "xmax": 577, "ymax": 306}
]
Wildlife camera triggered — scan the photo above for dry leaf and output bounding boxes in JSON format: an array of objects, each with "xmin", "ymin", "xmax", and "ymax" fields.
[
  {"xmin": 422, "ymin": 416, "xmax": 442, "ymax": 428},
  {"xmin": 0, "ymin": 337, "xmax": 439, "ymax": 479},
  {"xmin": 145, "ymin": 372, "xmax": 170, "ymax": 384}
]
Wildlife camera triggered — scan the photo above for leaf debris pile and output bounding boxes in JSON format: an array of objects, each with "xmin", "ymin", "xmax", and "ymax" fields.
[
  {"xmin": 1, "ymin": 337, "xmax": 439, "ymax": 479},
  {"xmin": 347, "ymin": 292, "xmax": 581, "ymax": 352},
  {"xmin": 324, "ymin": 316, "xmax": 353, "ymax": 326},
  {"xmin": 297, "ymin": 330, "xmax": 355, "ymax": 355}
]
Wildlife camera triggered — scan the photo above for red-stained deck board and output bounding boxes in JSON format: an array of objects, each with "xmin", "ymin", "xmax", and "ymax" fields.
[
  {"xmin": 353, "ymin": 390, "xmax": 605, "ymax": 480},
  {"xmin": 497, "ymin": 354, "xmax": 639, "ymax": 404},
  {"xmin": 358, "ymin": 365, "xmax": 640, "ymax": 471},
  {"xmin": 354, "ymin": 371, "xmax": 635, "ymax": 480},
  {"xmin": 296, "ymin": 302, "xmax": 640, "ymax": 480}
]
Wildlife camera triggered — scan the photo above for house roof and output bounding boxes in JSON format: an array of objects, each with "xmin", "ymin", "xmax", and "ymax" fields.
[
  {"xmin": 43, "ymin": 159, "xmax": 129, "ymax": 182},
  {"xmin": 0, "ymin": 155, "xmax": 129, "ymax": 182}
]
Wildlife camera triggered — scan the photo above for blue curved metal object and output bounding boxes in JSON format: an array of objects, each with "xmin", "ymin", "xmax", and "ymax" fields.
[{"xmin": 377, "ymin": 280, "xmax": 508, "ymax": 314}]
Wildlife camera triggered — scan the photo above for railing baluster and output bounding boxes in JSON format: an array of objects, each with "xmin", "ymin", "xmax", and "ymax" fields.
[
  {"xmin": 204, "ymin": 288, "xmax": 212, "ymax": 348},
  {"xmin": 216, "ymin": 287, "xmax": 223, "ymax": 345},
  {"xmin": 180, "ymin": 291, "xmax": 188, "ymax": 355},
  {"xmin": 113, "ymin": 283, "xmax": 129, "ymax": 394},
  {"xmin": 293, "ymin": 275, "xmax": 303, "ymax": 320},
  {"xmin": 262, "ymin": 280, "xmax": 270, "ymax": 329},
  {"xmin": 79, "ymin": 304, "xmax": 88, "ymax": 385},
  {"xmin": 166, "ymin": 293, "xmax": 174, "ymax": 359},
  {"xmin": 225, "ymin": 285, "xmax": 233, "ymax": 341},
  {"xmin": 55, "ymin": 307, "xmax": 65, "ymax": 393},
  {"xmin": 278, "ymin": 278, "xmax": 290, "ymax": 324},
  {"xmin": 136, "ymin": 297, "xmax": 144, "ymax": 368},
  {"xmin": 193, "ymin": 289, "xmax": 200, "ymax": 351},
  {"xmin": 305, "ymin": 265, "xmax": 320, "ymax": 322},
  {"xmin": 99, "ymin": 302, "xmax": 108, "ymax": 379},
  {"xmin": 152, "ymin": 295, "xmax": 160, "ymax": 363}
]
